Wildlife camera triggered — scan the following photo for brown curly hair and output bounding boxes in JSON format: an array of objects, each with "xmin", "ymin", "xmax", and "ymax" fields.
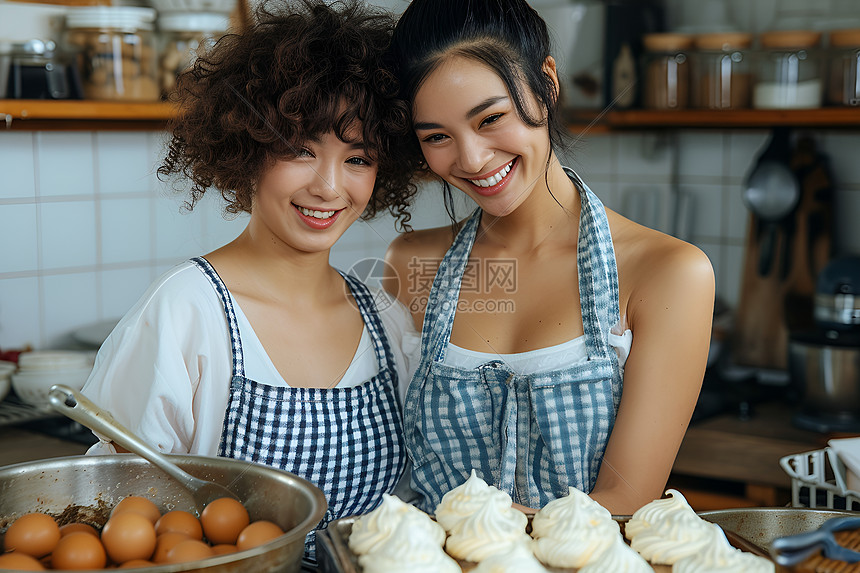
[{"xmin": 158, "ymin": 0, "xmax": 419, "ymax": 229}]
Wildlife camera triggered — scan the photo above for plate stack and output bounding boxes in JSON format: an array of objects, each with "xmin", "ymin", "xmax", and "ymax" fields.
[
  {"xmin": 0, "ymin": 361, "xmax": 15, "ymax": 402},
  {"xmin": 11, "ymin": 351, "xmax": 94, "ymax": 409}
]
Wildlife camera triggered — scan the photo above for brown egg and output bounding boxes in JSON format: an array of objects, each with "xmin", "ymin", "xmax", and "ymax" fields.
[
  {"xmin": 4, "ymin": 512, "xmax": 61, "ymax": 557},
  {"xmin": 154, "ymin": 510, "xmax": 203, "ymax": 539},
  {"xmin": 59, "ymin": 522, "xmax": 99, "ymax": 538},
  {"xmin": 200, "ymin": 497, "xmax": 250, "ymax": 545},
  {"xmin": 0, "ymin": 552, "xmax": 46, "ymax": 570},
  {"xmin": 101, "ymin": 511, "xmax": 157, "ymax": 564},
  {"xmin": 164, "ymin": 539, "xmax": 214, "ymax": 563},
  {"xmin": 152, "ymin": 531, "xmax": 191, "ymax": 563},
  {"xmin": 110, "ymin": 496, "xmax": 161, "ymax": 524},
  {"xmin": 51, "ymin": 531, "xmax": 107, "ymax": 570},
  {"xmin": 118, "ymin": 558, "xmax": 157, "ymax": 568},
  {"xmin": 211, "ymin": 543, "xmax": 238, "ymax": 555},
  {"xmin": 236, "ymin": 520, "xmax": 284, "ymax": 551}
]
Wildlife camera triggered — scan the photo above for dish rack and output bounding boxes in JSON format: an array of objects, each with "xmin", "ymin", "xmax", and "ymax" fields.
[{"xmin": 780, "ymin": 448, "xmax": 860, "ymax": 511}]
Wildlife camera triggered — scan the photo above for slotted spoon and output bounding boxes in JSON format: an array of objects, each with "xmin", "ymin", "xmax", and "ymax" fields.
[{"xmin": 48, "ymin": 384, "xmax": 239, "ymax": 514}]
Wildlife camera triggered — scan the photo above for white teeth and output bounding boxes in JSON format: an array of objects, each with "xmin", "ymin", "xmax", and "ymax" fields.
[
  {"xmin": 298, "ymin": 206, "xmax": 336, "ymax": 219},
  {"xmin": 469, "ymin": 161, "xmax": 513, "ymax": 188}
]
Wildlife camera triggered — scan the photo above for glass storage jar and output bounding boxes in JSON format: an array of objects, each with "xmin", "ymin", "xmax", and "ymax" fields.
[
  {"xmin": 827, "ymin": 28, "xmax": 860, "ymax": 107},
  {"xmin": 642, "ymin": 33, "xmax": 693, "ymax": 110},
  {"xmin": 752, "ymin": 30, "xmax": 823, "ymax": 109},
  {"xmin": 691, "ymin": 32, "xmax": 753, "ymax": 109},
  {"xmin": 63, "ymin": 6, "xmax": 159, "ymax": 101},
  {"xmin": 158, "ymin": 12, "xmax": 228, "ymax": 98}
]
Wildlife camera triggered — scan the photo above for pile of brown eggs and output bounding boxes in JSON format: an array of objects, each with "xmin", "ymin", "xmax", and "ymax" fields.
[{"xmin": 0, "ymin": 496, "xmax": 285, "ymax": 570}]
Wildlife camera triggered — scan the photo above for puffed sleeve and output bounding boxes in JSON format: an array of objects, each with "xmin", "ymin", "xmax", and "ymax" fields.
[{"xmin": 81, "ymin": 263, "xmax": 231, "ymax": 456}]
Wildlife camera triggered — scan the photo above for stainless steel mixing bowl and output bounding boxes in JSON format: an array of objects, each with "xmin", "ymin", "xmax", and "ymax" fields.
[{"xmin": 0, "ymin": 454, "xmax": 327, "ymax": 572}]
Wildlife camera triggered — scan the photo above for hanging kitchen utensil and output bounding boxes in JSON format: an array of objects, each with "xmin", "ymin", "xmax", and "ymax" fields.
[
  {"xmin": 48, "ymin": 384, "xmax": 240, "ymax": 514},
  {"xmin": 742, "ymin": 127, "xmax": 801, "ymax": 277}
]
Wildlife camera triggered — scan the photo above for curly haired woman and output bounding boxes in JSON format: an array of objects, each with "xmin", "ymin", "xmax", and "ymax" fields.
[{"xmin": 80, "ymin": 0, "xmax": 419, "ymax": 559}]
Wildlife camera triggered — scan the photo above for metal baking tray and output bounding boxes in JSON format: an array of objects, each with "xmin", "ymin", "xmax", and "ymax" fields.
[{"xmin": 316, "ymin": 508, "xmax": 856, "ymax": 573}]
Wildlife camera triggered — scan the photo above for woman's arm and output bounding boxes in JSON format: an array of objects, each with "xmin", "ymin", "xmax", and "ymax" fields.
[{"xmin": 589, "ymin": 242, "xmax": 715, "ymax": 515}]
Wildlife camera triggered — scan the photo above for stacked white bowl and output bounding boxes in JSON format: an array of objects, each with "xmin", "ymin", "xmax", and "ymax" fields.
[
  {"xmin": 11, "ymin": 351, "xmax": 94, "ymax": 409},
  {"xmin": 0, "ymin": 360, "xmax": 15, "ymax": 402}
]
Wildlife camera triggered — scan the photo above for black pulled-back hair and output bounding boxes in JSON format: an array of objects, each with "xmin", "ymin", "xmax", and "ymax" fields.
[{"xmin": 390, "ymin": 0, "xmax": 571, "ymax": 221}]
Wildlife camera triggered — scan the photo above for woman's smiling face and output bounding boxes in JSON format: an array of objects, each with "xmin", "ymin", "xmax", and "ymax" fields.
[
  {"xmin": 412, "ymin": 55, "xmax": 553, "ymax": 217},
  {"xmin": 251, "ymin": 129, "xmax": 377, "ymax": 254}
]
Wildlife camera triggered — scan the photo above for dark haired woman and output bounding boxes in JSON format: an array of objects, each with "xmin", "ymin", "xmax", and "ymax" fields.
[
  {"xmin": 385, "ymin": 0, "xmax": 715, "ymax": 515},
  {"xmin": 81, "ymin": 0, "xmax": 419, "ymax": 559}
]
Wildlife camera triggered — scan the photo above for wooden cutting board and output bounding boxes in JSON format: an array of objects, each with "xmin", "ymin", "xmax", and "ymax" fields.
[{"xmin": 732, "ymin": 135, "xmax": 834, "ymax": 370}]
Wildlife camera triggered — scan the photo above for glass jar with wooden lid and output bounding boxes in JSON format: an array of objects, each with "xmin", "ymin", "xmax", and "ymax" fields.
[
  {"xmin": 642, "ymin": 33, "xmax": 693, "ymax": 110},
  {"xmin": 691, "ymin": 32, "xmax": 753, "ymax": 109},
  {"xmin": 63, "ymin": 6, "xmax": 160, "ymax": 101},
  {"xmin": 753, "ymin": 30, "xmax": 823, "ymax": 109},
  {"xmin": 827, "ymin": 28, "xmax": 860, "ymax": 106}
]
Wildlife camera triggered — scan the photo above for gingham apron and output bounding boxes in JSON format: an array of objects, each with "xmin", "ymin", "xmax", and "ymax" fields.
[
  {"xmin": 191, "ymin": 257, "xmax": 406, "ymax": 560},
  {"xmin": 405, "ymin": 168, "xmax": 623, "ymax": 512}
]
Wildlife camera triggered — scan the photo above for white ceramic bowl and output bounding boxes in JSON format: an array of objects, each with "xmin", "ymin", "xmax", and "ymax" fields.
[
  {"xmin": 17, "ymin": 350, "xmax": 91, "ymax": 371},
  {"xmin": 149, "ymin": 0, "xmax": 236, "ymax": 14},
  {"xmin": 0, "ymin": 360, "xmax": 14, "ymax": 402},
  {"xmin": 11, "ymin": 366, "xmax": 92, "ymax": 408}
]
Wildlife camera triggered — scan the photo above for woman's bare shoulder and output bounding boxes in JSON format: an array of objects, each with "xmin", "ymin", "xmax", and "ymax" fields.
[{"xmin": 607, "ymin": 209, "xmax": 715, "ymax": 320}]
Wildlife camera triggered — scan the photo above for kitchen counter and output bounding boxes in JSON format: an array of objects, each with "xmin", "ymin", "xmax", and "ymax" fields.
[
  {"xmin": 0, "ymin": 426, "xmax": 90, "ymax": 467},
  {"xmin": 671, "ymin": 400, "xmax": 834, "ymax": 509},
  {"xmin": 0, "ymin": 399, "xmax": 839, "ymax": 510}
]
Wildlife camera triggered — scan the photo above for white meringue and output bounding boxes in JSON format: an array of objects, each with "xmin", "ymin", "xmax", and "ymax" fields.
[
  {"xmin": 357, "ymin": 524, "xmax": 460, "ymax": 573},
  {"xmin": 531, "ymin": 487, "xmax": 619, "ymax": 568},
  {"xmin": 578, "ymin": 535, "xmax": 655, "ymax": 573},
  {"xmin": 349, "ymin": 494, "xmax": 446, "ymax": 556},
  {"xmin": 434, "ymin": 469, "xmax": 512, "ymax": 534},
  {"xmin": 672, "ymin": 523, "xmax": 775, "ymax": 573},
  {"xmin": 443, "ymin": 495, "xmax": 531, "ymax": 562},
  {"xmin": 471, "ymin": 542, "xmax": 550, "ymax": 573},
  {"xmin": 624, "ymin": 489, "xmax": 713, "ymax": 564}
]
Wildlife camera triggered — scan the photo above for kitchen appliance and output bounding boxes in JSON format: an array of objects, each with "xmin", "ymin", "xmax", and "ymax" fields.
[
  {"xmin": 789, "ymin": 255, "xmax": 860, "ymax": 432},
  {"xmin": 0, "ymin": 454, "xmax": 327, "ymax": 573},
  {"xmin": 535, "ymin": 1, "xmax": 605, "ymax": 110},
  {"xmin": 0, "ymin": 38, "xmax": 82, "ymax": 100}
]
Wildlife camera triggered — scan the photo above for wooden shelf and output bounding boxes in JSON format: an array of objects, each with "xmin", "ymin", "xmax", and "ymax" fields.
[
  {"xmin": 566, "ymin": 107, "xmax": 860, "ymax": 132},
  {"xmin": 1, "ymin": 100, "xmax": 859, "ymax": 132},
  {"xmin": 0, "ymin": 100, "xmax": 174, "ymax": 131}
]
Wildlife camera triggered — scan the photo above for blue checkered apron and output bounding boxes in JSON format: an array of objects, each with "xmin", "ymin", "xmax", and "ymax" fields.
[
  {"xmin": 405, "ymin": 168, "xmax": 623, "ymax": 512},
  {"xmin": 191, "ymin": 258, "xmax": 406, "ymax": 561}
]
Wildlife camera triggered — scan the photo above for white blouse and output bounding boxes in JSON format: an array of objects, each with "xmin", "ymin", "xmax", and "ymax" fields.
[
  {"xmin": 83, "ymin": 261, "xmax": 419, "ymax": 456},
  {"xmin": 444, "ymin": 330, "xmax": 633, "ymax": 375}
]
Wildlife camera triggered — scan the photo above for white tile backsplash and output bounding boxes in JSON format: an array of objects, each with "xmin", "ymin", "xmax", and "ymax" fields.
[
  {"xmin": 36, "ymin": 132, "xmax": 95, "ymax": 198},
  {"xmin": 0, "ymin": 132, "xmax": 36, "ymax": 200},
  {"xmin": 96, "ymin": 132, "xmax": 155, "ymax": 195},
  {"xmin": 0, "ymin": 276, "xmax": 40, "ymax": 349},
  {"xmin": 1, "ymin": 126, "xmax": 859, "ymax": 350},
  {"xmin": 101, "ymin": 198, "xmax": 153, "ymax": 265},
  {"xmin": 40, "ymin": 201, "xmax": 97, "ymax": 269},
  {"xmin": 42, "ymin": 271, "xmax": 99, "ymax": 348},
  {"xmin": 0, "ymin": 204, "xmax": 38, "ymax": 273}
]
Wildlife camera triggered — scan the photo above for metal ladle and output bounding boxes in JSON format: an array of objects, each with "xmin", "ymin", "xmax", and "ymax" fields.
[
  {"xmin": 48, "ymin": 384, "xmax": 240, "ymax": 514},
  {"xmin": 742, "ymin": 128, "xmax": 801, "ymax": 277}
]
